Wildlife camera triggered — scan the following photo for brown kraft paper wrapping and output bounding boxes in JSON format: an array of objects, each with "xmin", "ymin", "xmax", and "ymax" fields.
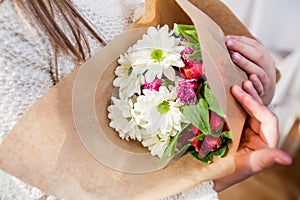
[{"xmin": 0, "ymin": 0, "xmax": 250, "ymax": 199}]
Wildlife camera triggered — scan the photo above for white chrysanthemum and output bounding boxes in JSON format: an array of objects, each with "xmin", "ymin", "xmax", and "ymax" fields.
[
  {"xmin": 134, "ymin": 86, "xmax": 182, "ymax": 137},
  {"xmin": 108, "ymin": 97, "xmax": 145, "ymax": 141},
  {"xmin": 130, "ymin": 25, "xmax": 185, "ymax": 82},
  {"xmin": 142, "ymin": 132, "xmax": 171, "ymax": 158},
  {"xmin": 113, "ymin": 51, "xmax": 144, "ymax": 99}
]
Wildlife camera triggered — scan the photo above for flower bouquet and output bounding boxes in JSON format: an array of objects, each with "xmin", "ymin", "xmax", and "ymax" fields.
[
  {"xmin": 71, "ymin": 0, "xmax": 248, "ymax": 176},
  {"xmin": 108, "ymin": 24, "xmax": 232, "ymax": 166}
]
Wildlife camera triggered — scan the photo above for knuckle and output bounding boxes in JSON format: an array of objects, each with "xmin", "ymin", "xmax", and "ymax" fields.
[
  {"xmin": 240, "ymin": 35, "xmax": 247, "ymax": 42},
  {"xmin": 256, "ymin": 50, "xmax": 265, "ymax": 61},
  {"xmin": 238, "ymin": 42, "xmax": 245, "ymax": 51}
]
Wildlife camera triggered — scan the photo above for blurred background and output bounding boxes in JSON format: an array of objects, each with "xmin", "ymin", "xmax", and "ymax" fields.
[{"xmin": 220, "ymin": 0, "xmax": 300, "ymax": 199}]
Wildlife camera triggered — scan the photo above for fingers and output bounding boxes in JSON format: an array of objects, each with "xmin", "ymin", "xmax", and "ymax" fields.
[
  {"xmin": 242, "ymin": 80, "xmax": 263, "ymax": 104},
  {"xmin": 250, "ymin": 148, "xmax": 292, "ymax": 173},
  {"xmin": 226, "ymin": 35, "xmax": 269, "ymax": 67},
  {"xmin": 229, "ymin": 51, "xmax": 266, "ymax": 78},
  {"xmin": 226, "ymin": 36, "xmax": 271, "ymax": 78},
  {"xmin": 231, "ymin": 85, "xmax": 268, "ymax": 119},
  {"xmin": 249, "ymin": 74, "xmax": 264, "ymax": 96},
  {"xmin": 226, "ymin": 36, "xmax": 276, "ymax": 101},
  {"xmin": 225, "ymin": 35, "xmax": 265, "ymax": 65},
  {"xmin": 226, "ymin": 35, "xmax": 259, "ymax": 47},
  {"xmin": 231, "ymin": 85, "xmax": 279, "ymax": 147}
]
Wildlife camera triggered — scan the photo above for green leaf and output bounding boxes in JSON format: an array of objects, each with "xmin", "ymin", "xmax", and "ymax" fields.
[
  {"xmin": 213, "ymin": 144, "xmax": 228, "ymax": 158},
  {"xmin": 174, "ymin": 24, "xmax": 203, "ymax": 61},
  {"xmin": 221, "ymin": 131, "xmax": 232, "ymax": 140},
  {"xmin": 162, "ymin": 79, "xmax": 175, "ymax": 87},
  {"xmin": 187, "ymin": 50, "xmax": 202, "ymax": 61},
  {"xmin": 193, "ymin": 133, "xmax": 205, "ymax": 141},
  {"xmin": 180, "ymin": 98, "xmax": 211, "ymax": 135},
  {"xmin": 160, "ymin": 133, "xmax": 179, "ymax": 165},
  {"xmin": 168, "ymin": 143, "xmax": 192, "ymax": 164},
  {"xmin": 189, "ymin": 150, "xmax": 213, "ymax": 164},
  {"xmin": 179, "ymin": 41, "xmax": 200, "ymax": 51},
  {"xmin": 173, "ymin": 24, "xmax": 199, "ymax": 43},
  {"xmin": 204, "ymin": 84, "xmax": 226, "ymax": 118}
]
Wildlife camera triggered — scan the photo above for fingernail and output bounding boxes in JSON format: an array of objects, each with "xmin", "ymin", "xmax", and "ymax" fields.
[
  {"xmin": 233, "ymin": 52, "xmax": 241, "ymax": 61},
  {"xmin": 246, "ymin": 80, "xmax": 254, "ymax": 88},
  {"xmin": 225, "ymin": 35, "xmax": 231, "ymax": 40},
  {"xmin": 275, "ymin": 154, "xmax": 293, "ymax": 165},
  {"xmin": 234, "ymin": 85, "xmax": 243, "ymax": 94},
  {"xmin": 227, "ymin": 39, "xmax": 234, "ymax": 47},
  {"xmin": 250, "ymin": 74, "xmax": 259, "ymax": 82}
]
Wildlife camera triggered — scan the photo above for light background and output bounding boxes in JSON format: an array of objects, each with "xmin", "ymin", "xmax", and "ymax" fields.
[{"xmin": 222, "ymin": 0, "xmax": 300, "ymax": 147}]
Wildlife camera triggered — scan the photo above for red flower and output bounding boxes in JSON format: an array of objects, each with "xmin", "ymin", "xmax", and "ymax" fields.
[
  {"xmin": 192, "ymin": 135, "xmax": 222, "ymax": 157},
  {"xmin": 179, "ymin": 59, "xmax": 204, "ymax": 79},
  {"xmin": 203, "ymin": 135, "xmax": 222, "ymax": 151}
]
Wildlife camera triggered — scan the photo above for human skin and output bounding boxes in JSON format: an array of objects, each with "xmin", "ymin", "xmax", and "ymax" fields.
[
  {"xmin": 214, "ymin": 83, "xmax": 292, "ymax": 192},
  {"xmin": 225, "ymin": 35, "xmax": 277, "ymax": 105}
]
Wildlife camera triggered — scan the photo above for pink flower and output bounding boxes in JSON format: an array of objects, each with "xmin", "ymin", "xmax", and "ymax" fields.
[
  {"xmin": 191, "ymin": 125, "xmax": 201, "ymax": 135},
  {"xmin": 182, "ymin": 43, "xmax": 194, "ymax": 56},
  {"xmin": 176, "ymin": 78, "xmax": 198, "ymax": 105},
  {"xmin": 143, "ymin": 78, "xmax": 163, "ymax": 91},
  {"xmin": 209, "ymin": 111, "xmax": 225, "ymax": 133}
]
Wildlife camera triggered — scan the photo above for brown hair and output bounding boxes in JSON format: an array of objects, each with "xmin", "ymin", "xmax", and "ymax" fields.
[{"xmin": 11, "ymin": 0, "xmax": 107, "ymax": 83}]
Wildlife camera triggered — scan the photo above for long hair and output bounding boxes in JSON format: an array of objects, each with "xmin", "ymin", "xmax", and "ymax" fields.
[{"xmin": 10, "ymin": 0, "xmax": 107, "ymax": 83}]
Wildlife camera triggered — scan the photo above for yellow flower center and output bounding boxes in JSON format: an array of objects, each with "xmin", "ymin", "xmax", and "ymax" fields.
[
  {"xmin": 157, "ymin": 101, "xmax": 170, "ymax": 114},
  {"xmin": 151, "ymin": 49, "xmax": 164, "ymax": 62}
]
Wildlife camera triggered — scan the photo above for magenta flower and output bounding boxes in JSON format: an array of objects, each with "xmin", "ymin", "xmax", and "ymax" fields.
[
  {"xmin": 182, "ymin": 42, "xmax": 194, "ymax": 56},
  {"xmin": 177, "ymin": 78, "xmax": 198, "ymax": 105},
  {"xmin": 143, "ymin": 78, "xmax": 163, "ymax": 91}
]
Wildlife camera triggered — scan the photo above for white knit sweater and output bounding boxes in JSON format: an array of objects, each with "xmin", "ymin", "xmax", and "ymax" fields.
[{"xmin": 0, "ymin": 0, "xmax": 218, "ymax": 199}]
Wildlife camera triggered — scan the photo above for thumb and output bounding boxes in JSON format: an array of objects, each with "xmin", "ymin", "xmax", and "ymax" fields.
[{"xmin": 250, "ymin": 148, "xmax": 292, "ymax": 173}]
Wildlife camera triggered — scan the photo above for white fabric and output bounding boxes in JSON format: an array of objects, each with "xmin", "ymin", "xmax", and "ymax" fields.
[
  {"xmin": 0, "ymin": 0, "xmax": 218, "ymax": 199},
  {"xmin": 162, "ymin": 181, "xmax": 218, "ymax": 200}
]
